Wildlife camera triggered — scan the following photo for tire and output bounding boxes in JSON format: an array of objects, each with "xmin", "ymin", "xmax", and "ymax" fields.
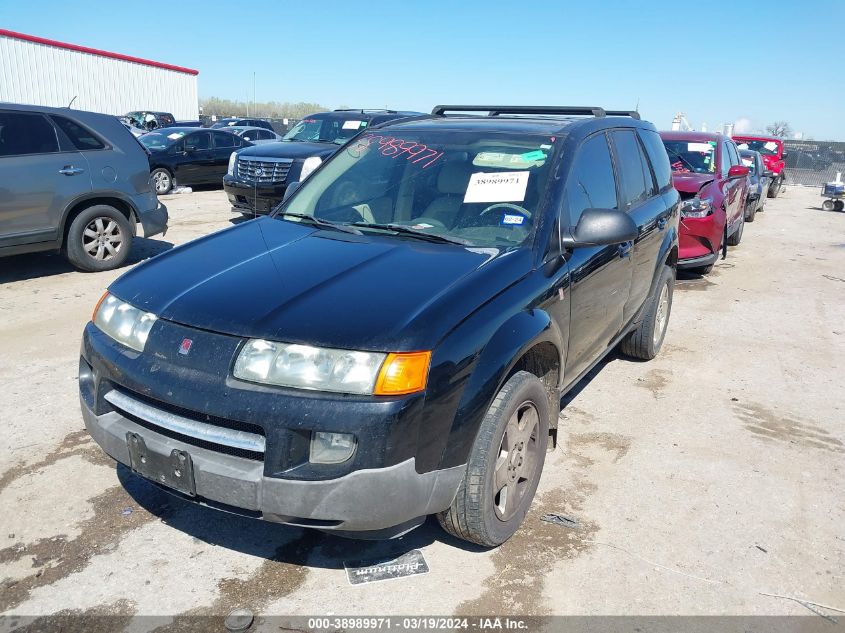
[
  {"xmin": 767, "ymin": 176, "xmax": 781, "ymax": 198},
  {"xmin": 823, "ymin": 200, "xmax": 835, "ymax": 212},
  {"xmin": 619, "ymin": 265, "xmax": 674, "ymax": 361},
  {"xmin": 727, "ymin": 216, "xmax": 743, "ymax": 246},
  {"xmin": 64, "ymin": 205, "xmax": 133, "ymax": 272},
  {"xmin": 745, "ymin": 200, "xmax": 756, "ymax": 223},
  {"xmin": 834, "ymin": 200, "xmax": 844, "ymax": 213},
  {"xmin": 151, "ymin": 168, "xmax": 173, "ymax": 195},
  {"xmin": 437, "ymin": 371, "xmax": 550, "ymax": 547}
]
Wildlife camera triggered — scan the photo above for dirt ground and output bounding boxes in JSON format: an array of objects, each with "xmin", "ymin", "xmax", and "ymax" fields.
[{"xmin": 1, "ymin": 185, "xmax": 843, "ymax": 627}]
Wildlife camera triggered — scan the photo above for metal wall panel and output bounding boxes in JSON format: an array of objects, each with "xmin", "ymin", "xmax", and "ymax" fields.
[{"xmin": 0, "ymin": 35, "xmax": 198, "ymax": 120}]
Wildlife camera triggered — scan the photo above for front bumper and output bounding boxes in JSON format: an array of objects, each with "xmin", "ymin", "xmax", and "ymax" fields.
[
  {"xmin": 78, "ymin": 323, "xmax": 464, "ymax": 535},
  {"xmin": 678, "ymin": 213, "xmax": 723, "ymax": 264},
  {"xmin": 138, "ymin": 201, "xmax": 169, "ymax": 238},
  {"xmin": 81, "ymin": 395, "xmax": 462, "ymax": 534},
  {"xmin": 223, "ymin": 176, "xmax": 286, "ymax": 215}
]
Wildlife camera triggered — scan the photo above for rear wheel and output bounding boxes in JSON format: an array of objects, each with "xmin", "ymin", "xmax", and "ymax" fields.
[
  {"xmin": 151, "ymin": 168, "xmax": 173, "ymax": 195},
  {"xmin": 64, "ymin": 205, "xmax": 133, "ymax": 272},
  {"xmin": 620, "ymin": 265, "xmax": 674, "ymax": 360},
  {"xmin": 438, "ymin": 371, "xmax": 549, "ymax": 547},
  {"xmin": 834, "ymin": 200, "xmax": 844, "ymax": 213}
]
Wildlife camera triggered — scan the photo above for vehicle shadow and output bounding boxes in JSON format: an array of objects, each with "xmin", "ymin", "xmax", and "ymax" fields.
[
  {"xmin": 118, "ymin": 464, "xmax": 488, "ymax": 571},
  {"xmin": 0, "ymin": 238, "xmax": 174, "ymax": 284}
]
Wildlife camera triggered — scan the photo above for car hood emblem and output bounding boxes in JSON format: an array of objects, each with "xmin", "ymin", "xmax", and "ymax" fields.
[{"xmin": 179, "ymin": 338, "xmax": 193, "ymax": 355}]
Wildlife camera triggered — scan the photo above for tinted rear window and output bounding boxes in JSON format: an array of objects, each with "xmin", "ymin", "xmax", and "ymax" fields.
[
  {"xmin": 51, "ymin": 116, "xmax": 105, "ymax": 150},
  {"xmin": 0, "ymin": 112, "xmax": 60, "ymax": 156}
]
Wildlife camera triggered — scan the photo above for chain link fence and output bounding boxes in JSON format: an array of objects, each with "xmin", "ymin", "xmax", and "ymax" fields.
[{"xmin": 783, "ymin": 140, "xmax": 845, "ymax": 188}]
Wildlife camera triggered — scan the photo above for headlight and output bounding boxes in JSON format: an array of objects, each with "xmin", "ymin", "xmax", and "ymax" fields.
[
  {"xmin": 92, "ymin": 293, "xmax": 158, "ymax": 352},
  {"xmin": 227, "ymin": 151, "xmax": 238, "ymax": 176},
  {"xmin": 299, "ymin": 156, "xmax": 322, "ymax": 181},
  {"xmin": 680, "ymin": 196, "xmax": 713, "ymax": 218},
  {"xmin": 233, "ymin": 340, "xmax": 431, "ymax": 395}
]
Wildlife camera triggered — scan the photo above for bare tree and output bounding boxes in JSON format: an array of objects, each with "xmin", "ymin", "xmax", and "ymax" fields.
[
  {"xmin": 200, "ymin": 97, "xmax": 327, "ymax": 120},
  {"xmin": 765, "ymin": 121, "xmax": 793, "ymax": 138}
]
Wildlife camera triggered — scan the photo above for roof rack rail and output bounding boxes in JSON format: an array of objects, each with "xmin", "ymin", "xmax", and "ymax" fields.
[
  {"xmin": 604, "ymin": 110, "xmax": 641, "ymax": 120},
  {"xmin": 431, "ymin": 105, "xmax": 607, "ymax": 117},
  {"xmin": 333, "ymin": 108, "xmax": 397, "ymax": 114}
]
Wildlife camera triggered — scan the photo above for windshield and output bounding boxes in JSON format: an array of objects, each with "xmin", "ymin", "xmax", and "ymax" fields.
[
  {"xmin": 735, "ymin": 139, "xmax": 781, "ymax": 156},
  {"xmin": 283, "ymin": 116, "xmax": 368, "ymax": 144},
  {"xmin": 740, "ymin": 152, "xmax": 758, "ymax": 174},
  {"xmin": 275, "ymin": 129, "xmax": 556, "ymax": 248},
  {"xmin": 662, "ymin": 140, "xmax": 717, "ymax": 174},
  {"xmin": 138, "ymin": 130, "xmax": 185, "ymax": 150}
]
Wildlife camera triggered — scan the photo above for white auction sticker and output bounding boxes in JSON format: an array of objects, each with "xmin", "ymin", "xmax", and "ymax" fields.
[
  {"xmin": 342, "ymin": 120, "xmax": 363, "ymax": 130},
  {"xmin": 764, "ymin": 141, "xmax": 779, "ymax": 151},
  {"xmin": 464, "ymin": 171, "xmax": 529, "ymax": 203},
  {"xmin": 687, "ymin": 142, "xmax": 713, "ymax": 153}
]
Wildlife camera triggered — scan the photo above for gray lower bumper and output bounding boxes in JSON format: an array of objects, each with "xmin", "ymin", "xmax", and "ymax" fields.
[
  {"xmin": 81, "ymin": 397, "xmax": 463, "ymax": 535},
  {"xmin": 138, "ymin": 202, "xmax": 168, "ymax": 238}
]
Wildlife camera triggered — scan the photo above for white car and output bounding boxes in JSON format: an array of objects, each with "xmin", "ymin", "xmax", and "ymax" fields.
[{"xmin": 226, "ymin": 125, "xmax": 283, "ymax": 145}]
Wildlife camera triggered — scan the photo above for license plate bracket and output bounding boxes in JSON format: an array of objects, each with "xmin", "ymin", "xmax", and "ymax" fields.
[{"xmin": 126, "ymin": 432, "xmax": 196, "ymax": 496}]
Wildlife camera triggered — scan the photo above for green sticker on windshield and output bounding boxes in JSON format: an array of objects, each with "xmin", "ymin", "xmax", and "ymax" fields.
[{"xmin": 521, "ymin": 150, "xmax": 546, "ymax": 162}]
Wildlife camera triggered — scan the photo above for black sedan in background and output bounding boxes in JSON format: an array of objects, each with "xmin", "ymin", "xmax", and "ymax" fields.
[
  {"xmin": 140, "ymin": 128, "xmax": 253, "ymax": 194},
  {"xmin": 739, "ymin": 149, "xmax": 772, "ymax": 222}
]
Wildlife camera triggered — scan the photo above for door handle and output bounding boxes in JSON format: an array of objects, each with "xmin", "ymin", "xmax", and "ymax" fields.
[
  {"xmin": 617, "ymin": 241, "xmax": 633, "ymax": 258},
  {"xmin": 59, "ymin": 166, "xmax": 85, "ymax": 176},
  {"xmin": 657, "ymin": 217, "xmax": 667, "ymax": 230}
]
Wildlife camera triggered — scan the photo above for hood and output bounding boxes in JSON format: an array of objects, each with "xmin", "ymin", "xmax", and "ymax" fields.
[
  {"xmin": 238, "ymin": 140, "xmax": 339, "ymax": 160},
  {"xmin": 670, "ymin": 172, "xmax": 716, "ymax": 194},
  {"xmin": 109, "ymin": 218, "xmax": 528, "ymax": 351}
]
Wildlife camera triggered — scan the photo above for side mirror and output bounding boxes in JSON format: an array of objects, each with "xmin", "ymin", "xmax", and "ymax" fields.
[
  {"xmin": 561, "ymin": 208, "xmax": 638, "ymax": 249},
  {"xmin": 728, "ymin": 165, "xmax": 750, "ymax": 178},
  {"xmin": 763, "ymin": 170, "xmax": 774, "ymax": 178},
  {"xmin": 282, "ymin": 181, "xmax": 301, "ymax": 202},
  {"xmin": 781, "ymin": 150, "xmax": 788, "ymax": 160}
]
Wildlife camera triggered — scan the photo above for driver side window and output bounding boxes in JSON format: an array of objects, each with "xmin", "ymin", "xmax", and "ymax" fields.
[{"xmin": 562, "ymin": 132, "xmax": 618, "ymax": 228}]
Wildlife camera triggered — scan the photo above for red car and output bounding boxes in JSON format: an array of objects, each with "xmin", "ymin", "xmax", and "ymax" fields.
[
  {"xmin": 732, "ymin": 135, "xmax": 786, "ymax": 198},
  {"xmin": 660, "ymin": 131, "xmax": 749, "ymax": 274}
]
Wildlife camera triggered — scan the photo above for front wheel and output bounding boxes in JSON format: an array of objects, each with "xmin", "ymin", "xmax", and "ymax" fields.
[
  {"xmin": 620, "ymin": 265, "xmax": 674, "ymax": 360},
  {"xmin": 767, "ymin": 176, "xmax": 782, "ymax": 198},
  {"xmin": 745, "ymin": 200, "xmax": 756, "ymax": 223},
  {"xmin": 727, "ymin": 216, "xmax": 744, "ymax": 246},
  {"xmin": 438, "ymin": 371, "xmax": 549, "ymax": 547}
]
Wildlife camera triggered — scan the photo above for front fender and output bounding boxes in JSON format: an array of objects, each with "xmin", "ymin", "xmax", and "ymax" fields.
[{"xmin": 429, "ymin": 308, "xmax": 563, "ymax": 471}]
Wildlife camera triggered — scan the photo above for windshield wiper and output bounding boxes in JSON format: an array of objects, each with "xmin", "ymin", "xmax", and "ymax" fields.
[
  {"xmin": 353, "ymin": 222, "xmax": 468, "ymax": 245},
  {"xmin": 279, "ymin": 212, "xmax": 362, "ymax": 234}
]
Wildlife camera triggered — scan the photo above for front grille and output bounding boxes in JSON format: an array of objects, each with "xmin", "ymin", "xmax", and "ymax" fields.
[{"xmin": 236, "ymin": 157, "xmax": 293, "ymax": 183}]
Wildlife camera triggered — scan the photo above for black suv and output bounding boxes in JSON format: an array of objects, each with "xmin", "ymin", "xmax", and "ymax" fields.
[
  {"xmin": 80, "ymin": 106, "xmax": 678, "ymax": 546},
  {"xmin": 223, "ymin": 109, "xmax": 422, "ymax": 215}
]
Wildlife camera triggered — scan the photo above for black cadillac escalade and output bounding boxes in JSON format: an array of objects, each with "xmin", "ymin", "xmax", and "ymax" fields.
[{"xmin": 223, "ymin": 109, "xmax": 423, "ymax": 215}]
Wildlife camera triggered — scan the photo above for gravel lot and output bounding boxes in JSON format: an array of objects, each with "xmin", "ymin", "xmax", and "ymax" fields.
[{"xmin": 1, "ymin": 185, "xmax": 843, "ymax": 627}]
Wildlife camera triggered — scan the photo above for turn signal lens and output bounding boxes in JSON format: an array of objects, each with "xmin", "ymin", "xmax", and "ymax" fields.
[
  {"xmin": 92, "ymin": 291, "xmax": 109, "ymax": 323},
  {"xmin": 374, "ymin": 351, "xmax": 431, "ymax": 396}
]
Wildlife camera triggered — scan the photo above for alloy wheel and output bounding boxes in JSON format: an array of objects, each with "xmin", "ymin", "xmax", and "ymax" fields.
[
  {"xmin": 653, "ymin": 282, "xmax": 670, "ymax": 346},
  {"xmin": 493, "ymin": 401, "xmax": 541, "ymax": 521},
  {"xmin": 153, "ymin": 171, "xmax": 171, "ymax": 194},
  {"xmin": 82, "ymin": 217, "xmax": 124, "ymax": 261}
]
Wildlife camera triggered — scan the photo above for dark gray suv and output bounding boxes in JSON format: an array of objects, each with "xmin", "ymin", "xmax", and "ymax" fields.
[{"xmin": 0, "ymin": 103, "xmax": 168, "ymax": 271}]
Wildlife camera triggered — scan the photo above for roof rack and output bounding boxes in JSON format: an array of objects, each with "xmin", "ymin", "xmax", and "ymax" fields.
[
  {"xmin": 604, "ymin": 110, "xmax": 641, "ymax": 120},
  {"xmin": 333, "ymin": 109, "xmax": 397, "ymax": 114},
  {"xmin": 431, "ymin": 105, "xmax": 607, "ymax": 117}
]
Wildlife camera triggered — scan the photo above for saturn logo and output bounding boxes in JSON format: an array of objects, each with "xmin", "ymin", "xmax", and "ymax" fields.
[{"xmin": 178, "ymin": 338, "xmax": 193, "ymax": 355}]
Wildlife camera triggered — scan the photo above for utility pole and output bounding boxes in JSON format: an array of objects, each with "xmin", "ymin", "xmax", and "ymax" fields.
[{"xmin": 253, "ymin": 72, "xmax": 256, "ymax": 117}]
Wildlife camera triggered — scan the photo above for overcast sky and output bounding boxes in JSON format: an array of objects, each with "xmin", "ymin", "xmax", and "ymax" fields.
[{"xmin": 4, "ymin": 0, "xmax": 844, "ymax": 139}]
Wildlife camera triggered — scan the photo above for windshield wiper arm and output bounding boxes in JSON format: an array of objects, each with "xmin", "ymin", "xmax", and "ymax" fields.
[
  {"xmin": 280, "ymin": 212, "xmax": 362, "ymax": 234},
  {"xmin": 353, "ymin": 222, "xmax": 468, "ymax": 245},
  {"xmin": 666, "ymin": 148, "xmax": 699, "ymax": 173}
]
